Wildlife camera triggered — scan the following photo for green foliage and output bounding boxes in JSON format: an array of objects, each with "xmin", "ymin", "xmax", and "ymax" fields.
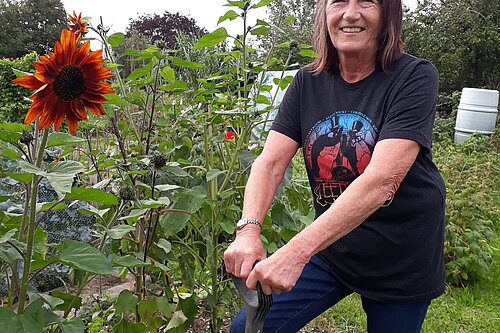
[
  {"xmin": 403, "ymin": 0, "xmax": 500, "ymax": 92},
  {"xmin": 0, "ymin": 0, "xmax": 67, "ymax": 58},
  {"xmin": 433, "ymin": 125, "xmax": 499, "ymax": 285},
  {"xmin": 0, "ymin": 52, "xmax": 37, "ymax": 123},
  {"xmin": 258, "ymin": 0, "xmax": 316, "ymax": 67}
]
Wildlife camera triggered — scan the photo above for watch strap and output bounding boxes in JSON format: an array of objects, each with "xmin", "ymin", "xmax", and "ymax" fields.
[{"xmin": 236, "ymin": 218, "xmax": 262, "ymax": 230}]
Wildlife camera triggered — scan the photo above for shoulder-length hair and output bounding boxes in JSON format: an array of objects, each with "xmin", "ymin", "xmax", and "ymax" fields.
[{"xmin": 308, "ymin": 0, "xmax": 404, "ymax": 74}]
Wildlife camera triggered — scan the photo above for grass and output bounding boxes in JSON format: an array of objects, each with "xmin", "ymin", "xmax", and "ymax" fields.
[{"xmin": 302, "ymin": 236, "xmax": 500, "ymax": 333}]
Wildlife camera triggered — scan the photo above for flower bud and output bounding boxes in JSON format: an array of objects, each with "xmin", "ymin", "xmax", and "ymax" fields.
[{"xmin": 19, "ymin": 131, "xmax": 33, "ymax": 145}]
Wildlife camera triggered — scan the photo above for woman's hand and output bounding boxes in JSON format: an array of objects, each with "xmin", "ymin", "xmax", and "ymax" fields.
[
  {"xmin": 224, "ymin": 225, "xmax": 266, "ymax": 280},
  {"xmin": 245, "ymin": 244, "xmax": 310, "ymax": 295}
]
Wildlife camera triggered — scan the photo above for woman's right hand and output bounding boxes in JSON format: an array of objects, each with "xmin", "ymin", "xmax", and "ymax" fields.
[{"xmin": 224, "ymin": 224, "xmax": 266, "ymax": 280}]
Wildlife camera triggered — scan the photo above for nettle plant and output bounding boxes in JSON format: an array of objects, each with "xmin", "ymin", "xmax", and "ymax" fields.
[{"xmin": 0, "ymin": 0, "xmax": 314, "ymax": 332}]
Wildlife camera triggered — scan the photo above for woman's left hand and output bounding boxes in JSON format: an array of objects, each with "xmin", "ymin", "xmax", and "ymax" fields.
[{"xmin": 245, "ymin": 244, "xmax": 310, "ymax": 295}]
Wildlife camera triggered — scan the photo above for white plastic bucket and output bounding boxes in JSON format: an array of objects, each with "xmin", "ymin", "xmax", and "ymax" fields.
[{"xmin": 454, "ymin": 88, "xmax": 499, "ymax": 144}]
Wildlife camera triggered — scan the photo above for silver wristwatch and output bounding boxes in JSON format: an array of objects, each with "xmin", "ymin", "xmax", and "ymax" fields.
[{"xmin": 236, "ymin": 218, "xmax": 262, "ymax": 230}]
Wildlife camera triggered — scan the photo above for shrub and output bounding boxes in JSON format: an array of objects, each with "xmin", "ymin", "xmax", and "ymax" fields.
[
  {"xmin": 0, "ymin": 52, "xmax": 37, "ymax": 123},
  {"xmin": 433, "ymin": 124, "xmax": 499, "ymax": 285}
]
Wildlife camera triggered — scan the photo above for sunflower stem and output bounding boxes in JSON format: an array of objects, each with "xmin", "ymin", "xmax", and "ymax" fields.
[{"xmin": 17, "ymin": 128, "xmax": 49, "ymax": 314}]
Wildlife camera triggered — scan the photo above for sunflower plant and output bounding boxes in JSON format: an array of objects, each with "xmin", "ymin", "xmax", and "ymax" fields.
[{"xmin": 0, "ymin": 1, "xmax": 311, "ymax": 332}]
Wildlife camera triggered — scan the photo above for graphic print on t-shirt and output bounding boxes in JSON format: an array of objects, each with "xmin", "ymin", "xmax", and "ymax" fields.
[{"xmin": 304, "ymin": 111, "xmax": 378, "ymax": 207}]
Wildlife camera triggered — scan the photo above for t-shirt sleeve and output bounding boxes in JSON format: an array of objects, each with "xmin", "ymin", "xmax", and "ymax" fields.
[
  {"xmin": 378, "ymin": 61, "xmax": 439, "ymax": 153},
  {"xmin": 270, "ymin": 69, "xmax": 303, "ymax": 145}
]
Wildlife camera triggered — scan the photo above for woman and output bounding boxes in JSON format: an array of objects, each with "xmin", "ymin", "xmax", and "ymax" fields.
[{"xmin": 224, "ymin": 0, "xmax": 446, "ymax": 332}]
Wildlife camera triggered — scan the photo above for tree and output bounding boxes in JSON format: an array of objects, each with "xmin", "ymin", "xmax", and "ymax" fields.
[
  {"xmin": 0, "ymin": 0, "xmax": 67, "ymax": 58},
  {"xmin": 126, "ymin": 11, "xmax": 207, "ymax": 49},
  {"xmin": 403, "ymin": 0, "xmax": 500, "ymax": 92},
  {"xmin": 259, "ymin": 0, "xmax": 316, "ymax": 66}
]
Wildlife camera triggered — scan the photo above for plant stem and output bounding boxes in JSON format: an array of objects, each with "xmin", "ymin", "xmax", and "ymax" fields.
[{"xmin": 17, "ymin": 128, "xmax": 49, "ymax": 313}]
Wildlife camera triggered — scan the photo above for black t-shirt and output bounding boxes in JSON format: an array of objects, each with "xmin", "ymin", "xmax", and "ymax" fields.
[{"xmin": 271, "ymin": 54, "xmax": 446, "ymax": 303}]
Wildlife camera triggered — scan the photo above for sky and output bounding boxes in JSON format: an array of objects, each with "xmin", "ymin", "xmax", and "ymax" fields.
[{"xmin": 61, "ymin": 0, "xmax": 419, "ymax": 39}]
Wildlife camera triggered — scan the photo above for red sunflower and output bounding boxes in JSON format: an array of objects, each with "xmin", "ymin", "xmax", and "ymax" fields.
[
  {"xmin": 12, "ymin": 29, "xmax": 114, "ymax": 134},
  {"xmin": 67, "ymin": 11, "xmax": 88, "ymax": 43}
]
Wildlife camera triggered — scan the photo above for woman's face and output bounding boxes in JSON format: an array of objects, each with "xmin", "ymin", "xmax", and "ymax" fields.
[{"xmin": 326, "ymin": 0, "xmax": 382, "ymax": 58}]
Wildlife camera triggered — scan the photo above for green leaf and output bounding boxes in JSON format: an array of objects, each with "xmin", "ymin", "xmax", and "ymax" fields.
[
  {"xmin": 283, "ymin": 15, "xmax": 295, "ymax": 25},
  {"xmin": 194, "ymin": 28, "xmax": 229, "ymax": 49},
  {"xmin": 106, "ymin": 224, "xmax": 135, "ymax": 239},
  {"xmin": 0, "ymin": 148, "xmax": 20, "ymax": 160},
  {"xmin": 252, "ymin": 0, "xmax": 276, "ymax": 9},
  {"xmin": 138, "ymin": 299, "xmax": 157, "ymax": 321},
  {"xmin": 52, "ymin": 291, "xmax": 82, "ymax": 312},
  {"xmin": 299, "ymin": 49, "xmax": 317, "ymax": 58},
  {"xmin": 58, "ymin": 317, "xmax": 85, "ymax": 333},
  {"xmin": 206, "ymin": 169, "xmax": 226, "ymax": 181},
  {"xmin": 0, "ymin": 130, "xmax": 21, "ymax": 144},
  {"xmin": 115, "ymin": 290, "xmax": 138, "ymax": 316},
  {"xmin": 0, "ymin": 123, "xmax": 31, "ymax": 132},
  {"xmin": 0, "ymin": 307, "xmax": 21, "ymax": 332},
  {"xmin": 170, "ymin": 57, "xmax": 205, "ymax": 70},
  {"xmin": 165, "ymin": 311, "xmax": 187, "ymax": 330},
  {"xmin": 160, "ymin": 66, "xmax": 176, "ymax": 83},
  {"xmin": 38, "ymin": 293, "xmax": 65, "ymax": 310},
  {"xmin": 224, "ymin": 1, "xmax": 247, "ymax": 9},
  {"xmin": 0, "ymin": 195, "xmax": 12, "ymax": 203},
  {"xmin": 78, "ymin": 206, "xmax": 110, "ymax": 218},
  {"xmin": 217, "ymin": 10, "xmax": 239, "ymax": 24},
  {"xmin": 49, "ymin": 160, "xmax": 86, "ymax": 174},
  {"xmin": 160, "ymin": 187, "xmax": 206, "ymax": 236},
  {"xmin": 55, "ymin": 240, "xmax": 113, "ymax": 275},
  {"xmin": 65, "ymin": 187, "xmax": 119, "ymax": 205},
  {"xmin": 104, "ymin": 93, "xmax": 128, "ymax": 106},
  {"xmin": 47, "ymin": 132, "xmax": 85, "ymax": 147},
  {"xmin": 37, "ymin": 201, "xmax": 68, "ymax": 212},
  {"xmin": 156, "ymin": 238, "xmax": 171, "ymax": 255},
  {"xmin": 127, "ymin": 68, "xmax": 149, "ymax": 81},
  {"xmin": 5, "ymin": 173, "xmax": 33, "ymax": 184},
  {"xmin": 250, "ymin": 27, "xmax": 270, "ymax": 36},
  {"xmin": 108, "ymin": 33, "xmax": 125, "ymax": 47},
  {"xmin": 112, "ymin": 254, "xmax": 148, "ymax": 267},
  {"xmin": 113, "ymin": 319, "xmax": 146, "ymax": 333},
  {"xmin": 19, "ymin": 299, "xmax": 55, "ymax": 331},
  {"xmin": 155, "ymin": 184, "xmax": 180, "ymax": 192},
  {"xmin": 0, "ymin": 229, "xmax": 17, "ymax": 243},
  {"xmin": 256, "ymin": 95, "xmax": 272, "ymax": 105},
  {"xmin": 156, "ymin": 297, "xmax": 173, "ymax": 318},
  {"xmin": 271, "ymin": 203, "xmax": 296, "ymax": 230},
  {"xmin": 0, "ymin": 241, "xmax": 24, "ymax": 264}
]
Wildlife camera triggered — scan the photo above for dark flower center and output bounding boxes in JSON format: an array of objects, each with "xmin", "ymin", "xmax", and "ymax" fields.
[{"xmin": 53, "ymin": 64, "xmax": 85, "ymax": 101}]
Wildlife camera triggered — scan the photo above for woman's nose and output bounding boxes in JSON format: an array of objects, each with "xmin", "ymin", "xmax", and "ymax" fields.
[{"xmin": 343, "ymin": 1, "xmax": 362, "ymax": 21}]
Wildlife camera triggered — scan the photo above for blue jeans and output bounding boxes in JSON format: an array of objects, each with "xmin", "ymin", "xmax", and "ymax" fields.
[{"xmin": 230, "ymin": 255, "xmax": 430, "ymax": 333}]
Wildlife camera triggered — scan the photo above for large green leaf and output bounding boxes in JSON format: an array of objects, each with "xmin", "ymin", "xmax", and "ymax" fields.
[
  {"xmin": 170, "ymin": 57, "xmax": 205, "ymax": 70},
  {"xmin": 115, "ymin": 290, "xmax": 138, "ymax": 317},
  {"xmin": 106, "ymin": 225, "xmax": 135, "ymax": 239},
  {"xmin": 194, "ymin": 28, "xmax": 229, "ymax": 49},
  {"xmin": 108, "ymin": 33, "xmax": 125, "ymax": 47},
  {"xmin": 112, "ymin": 254, "xmax": 149, "ymax": 267},
  {"xmin": 58, "ymin": 317, "xmax": 85, "ymax": 333},
  {"xmin": 206, "ymin": 169, "xmax": 226, "ymax": 181},
  {"xmin": 4, "ymin": 173, "xmax": 33, "ymax": 184},
  {"xmin": 55, "ymin": 240, "xmax": 113, "ymax": 275},
  {"xmin": 160, "ymin": 66, "xmax": 175, "ymax": 83},
  {"xmin": 52, "ymin": 291, "xmax": 82, "ymax": 313},
  {"xmin": 0, "ymin": 123, "xmax": 31, "ymax": 132},
  {"xmin": 165, "ymin": 311, "xmax": 187, "ymax": 331},
  {"xmin": 49, "ymin": 160, "xmax": 86, "ymax": 174},
  {"xmin": 113, "ymin": 319, "xmax": 146, "ymax": 333},
  {"xmin": 252, "ymin": 0, "xmax": 276, "ymax": 9},
  {"xmin": 104, "ymin": 93, "xmax": 128, "ymax": 106},
  {"xmin": 217, "ymin": 10, "xmax": 239, "ymax": 24},
  {"xmin": 47, "ymin": 133, "xmax": 85, "ymax": 147},
  {"xmin": 0, "ymin": 130, "xmax": 21, "ymax": 144},
  {"xmin": 65, "ymin": 187, "xmax": 119, "ymax": 205},
  {"xmin": 159, "ymin": 187, "xmax": 206, "ymax": 236},
  {"xmin": 138, "ymin": 299, "xmax": 157, "ymax": 321},
  {"xmin": 127, "ymin": 68, "xmax": 149, "ymax": 81},
  {"xmin": 0, "ymin": 307, "xmax": 21, "ymax": 332},
  {"xmin": 0, "ymin": 229, "xmax": 17, "ymax": 243}
]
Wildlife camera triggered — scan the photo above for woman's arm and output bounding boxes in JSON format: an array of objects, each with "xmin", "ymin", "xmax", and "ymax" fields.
[
  {"xmin": 246, "ymin": 138, "xmax": 421, "ymax": 294},
  {"xmin": 224, "ymin": 130, "xmax": 299, "ymax": 279}
]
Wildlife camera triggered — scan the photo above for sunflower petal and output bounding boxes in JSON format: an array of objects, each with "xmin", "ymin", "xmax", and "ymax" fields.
[{"xmin": 12, "ymin": 76, "xmax": 45, "ymax": 90}]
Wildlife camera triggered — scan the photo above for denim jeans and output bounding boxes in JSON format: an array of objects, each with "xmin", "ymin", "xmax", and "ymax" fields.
[{"xmin": 230, "ymin": 255, "xmax": 430, "ymax": 333}]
